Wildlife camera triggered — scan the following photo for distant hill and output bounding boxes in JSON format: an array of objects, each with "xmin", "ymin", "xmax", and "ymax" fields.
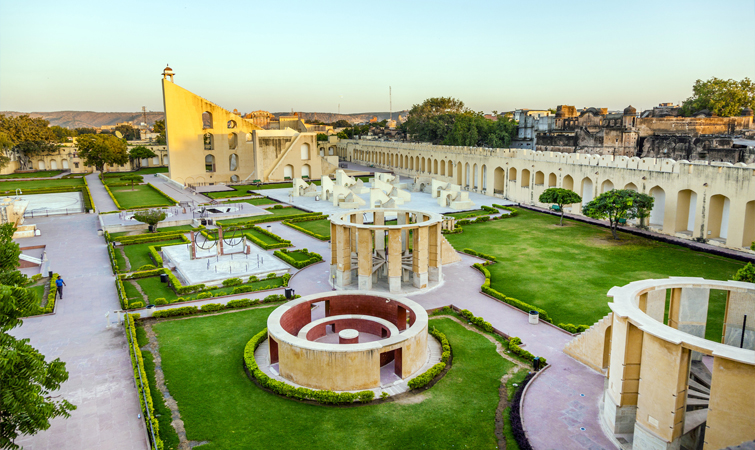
[{"xmin": 0, "ymin": 110, "xmax": 410, "ymax": 128}]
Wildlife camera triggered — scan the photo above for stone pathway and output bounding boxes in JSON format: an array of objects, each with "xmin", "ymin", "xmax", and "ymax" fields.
[
  {"xmin": 11, "ymin": 214, "xmax": 148, "ymax": 450},
  {"xmin": 86, "ymin": 173, "xmax": 118, "ymax": 213}
]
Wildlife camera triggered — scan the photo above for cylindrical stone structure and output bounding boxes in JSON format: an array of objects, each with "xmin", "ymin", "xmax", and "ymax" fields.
[{"xmin": 338, "ymin": 329, "xmax": 359, "ymax": 344}]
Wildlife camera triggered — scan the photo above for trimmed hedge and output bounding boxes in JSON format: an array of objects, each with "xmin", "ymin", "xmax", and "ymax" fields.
[
  {"xmin": 473, "ymin": 263, "xmax": 552, "ymax": 323},
  {"xmin": 220, "ymin": 212, "xmax": 322, "ymax": 229},
  {"xmin": 107, "ymin": 242, "xmax": 119, "ymax": 274},
  {"xmin": 115, "ymin": 231, "xmax": 190, "ymax": 245},
  {"xmin": 557, "ymin": 323, "xmax": 590, "ymax": 334},
  {"xmin": 152, "ymin": 306, "xmax": 199, "ymax": 318},
  {"xmin": 82, "ymin": 177, "xmax": 95, "ymax": 211},
  {"xmin": 459, "ymin": 309, "xmax": 494, "ymax": 332},
  {"xmin": 507, "ymin": 337, "xmax": 546, "ymax": 364},
  {"xmin": 43, "ymin": 273, "xmax": 59, "ymax": 314},
  {"xmin": 492, "ymin": 204, "xmax": 520, "ymax": 218},
  {"xmin": 281, "ymin": 215, "xmax": 330, "ymax": 240},
  {"xmin": 243, "ymin": 329, "xmax": 375, "ymax": 404},
  {"xmin": 274, "ymin": 248, "xmax": 323, "ymax": 269},
  {"xmin": 147, "ymin": 182, "xmax": 179, "ymax": 205},
  {"xmin": 462, "ymin": 248, "xmax": 496, "ymax": 262},
  {"xmin": 243, "ymin": 225, "xmax": 291, "ymax": 250},
  {"xmin": 151, "ymin": 294, "xmax": 295, "ymax": 318},
  {"xmin": 441, "ymin": 225, "xmax": 463, "ymax": 235},
  {"xmin": 124, "ymin": 314, "xmax": 164, "ymax": 450},
  {"xmin": 407, "ymin": 327, "xmax": 451, "ymax": 390}
]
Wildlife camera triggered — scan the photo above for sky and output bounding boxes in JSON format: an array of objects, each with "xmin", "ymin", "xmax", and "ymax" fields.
[{"xmin": 1, "ymin": 0, "xmax": 753, "ymax": 115}]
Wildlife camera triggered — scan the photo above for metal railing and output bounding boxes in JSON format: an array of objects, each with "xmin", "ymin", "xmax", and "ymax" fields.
[
  {"xmin": 125, "ymin": 314, "xmax": 159, "ymax": 450},
  {"xmin": 24, "ymin": 207, "xmax": 85, "ymax": 218}
]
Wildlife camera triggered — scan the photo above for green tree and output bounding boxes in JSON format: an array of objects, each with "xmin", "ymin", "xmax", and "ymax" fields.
[
  {"xmin": 152, "ymin": 120, "xmax": 166, "ymax": 145},
  {"xmin": 76, "ymin": 134, "xmax": 128, "ymax": 173},
  {"xmin": 336, "ymin": 131, "xmax": 348, "ymax": 139},
  {"xmin": 132, "ymin": 209, "xmax": 167, "ymax": 232},
  {"xmin": 538, "ymin": 188, "xmax": 582, "ymax": 226},
  {"xmin": 0, "ymin": 223, "xmax": 26, "ymax": 287},
  {"xmin": 733, "ymin": 263, "xmax": 755, "ymax": 283},
  {"xmin": 0, "ymin": 115, "xmax": 57, "ymax": 170},
  {"xmin": 0, "ymin": 133, "xmax": 14, "ymax": 171},
  {"xmin": 332, "ymin": 119, "xmax": 351, "ymax": 128},
  {"xmin": 128, "ymin": 146, "xmax": 156, "ymax": 169},
  {"xmin": 49, "ymin": 126, "xmax": 77, "ymax": 143},
  {"xmin": 628, "ymin": 192, "xmax": 655, "ymax": 229},
  {"xmin": 114, "ymin": 124, "xmax": 139, "ymax": 141},
  {"xmin": 582, "ymin": 189, "xmax": 637, "ymax": 239},
  {"xmin": 404, "ymin": 97, "xmax": 466, "ymax": 144},
  {"xmin": 681, "ymin": 77, "xmax": 755, "ymax": 117},
  {"xmin": 120, "ymin": 174, "xmax": 143, "ymax": 191},
  {"xmin": 316, "ymin": 133, "xmax": 328, "ymax": 142},
  {"xmin": 73, "ymin": 127, "xmax": 96, "ymax": 135}
]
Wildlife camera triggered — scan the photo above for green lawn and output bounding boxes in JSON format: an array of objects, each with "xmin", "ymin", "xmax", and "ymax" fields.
[
  {"xmin": 136, "ymin": 275, "xmax": 286, "ymax": 304},
  {"xmin": 123, "ymin": 281, "xmax": 144, "ymax": 303},
  {"xmin": 227, "ymin": 198, "xmax": 277, "ymax": 206},
  {"xmin": 110, "ymin": 184, "xmax": 175, "ymax": 209},
  {"xmin": 446, "ymin": 209, "xmax": 493, "ymax": 219},
  {"xmin": 0, "ymin": 177, "xmax": 84, "ymax": 191},
  {"xmin": 216, "ymin": 207, "xmax": 309, "ymax": 225},
  {"xmin": 205, "ymin": 186, "xmax": 260, "ymax": 199},
  {"xmin": 122, "ymin": 239, "xmax": 185, "ymax": 270},
  {"xmin": 283, "ymin": 249, "xmax": 314, "ymax": 262},
  {"xmin": 103, "ymin": 167, "xmax": 168, "ymax": 178},
  {"xmin": 445, "ymin": 209, "xmax": 745, "ymax": 340},
  {"xmin": 244, "ymin": 228, "xmax": 285, "ymax": 246},
  {"xmin": 29, "ymin": 285, "xmax": 46, "ymax": 306},
  {"xmin": 110, "ymin": 225, "xmax": 194, "ymax": 238},
  {"xmin": 0, "ymin": 170, "xmax": 63, "ymax": 179},
  {"xmin": 154, "ymin": 311, "xmax": 511, "ymax": 449},
  {"xmin": 288, "ymin": 218, "xmax": 331, "ymax": 238}
]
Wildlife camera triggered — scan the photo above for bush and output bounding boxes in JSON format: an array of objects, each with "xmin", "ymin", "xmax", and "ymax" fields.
[
  {"xmin": 154, "ymin": 298, "xmax": 168, "ymax": 306},
  {"xmin": 248, "ymin": 275, "xmax": 258, "ymax": 282},
  {"xmin": 733, "ymin": 262, "xmax": 755, "ymax": 283},
  {"xmin": 462, "ymin": 248, "xmax": 496, "ymax": 261},
  {"xmin": 281, "ymin": 215, "xmax": 330, "ymax": 240},
  {"xmin": 196, "ymin": 292, "xmax": 213, "ymax": 300},
  {"xmin": 152, "ymin": 306, "xmax": 198, "ymax": 318},
  {"xmin": 558, "ymin": 323, "xmax": 590, "ymax": 334},
  {"xmin": 272, "ymin": 204, "xmax": 284, "ymax": 209},
  {"xmin": 506, "ymin": 337, "xmax": 546, "ymax": 365},
  {"xmin": 481, "ymin": 205, "xmax": 497, "ymax": 213},
  {"xmin": 492, "ymin": 204, "xmax": 519, "ymax": 218},
  {"xmin": 274, "ymin": 248, "xmax": 324, "ymax": 269},
  {"xmin": 222, "ymin": 277, "xmax": 243, "ymax": 287},
  {"xmin": 201, "ymin": 303, "xmax": 224, "ymax": 312},
  {"xmin": 459, "ymin": 309, "xmax": 494, "ymax": 332},
  {"xmin": 227, "ymin": 298, "xmax": 255, "ymax": 309},
  {"xmin": 137, "ymin": 264, "xmax": 156, "ymax": 271},
  {"xmin": 407, "ymin": 362, "xmax": 446, "ymax": 389},
  {"xmin": 266, "ymin": 273, "xmax": 276, "ymax": 279},
  {"xmin": 474, "ymin": 216, "xmax": 489, "ymax": 223},
  {"xmin": 129, "ymin": 301, "xmax": 145, "ymax": 309}
]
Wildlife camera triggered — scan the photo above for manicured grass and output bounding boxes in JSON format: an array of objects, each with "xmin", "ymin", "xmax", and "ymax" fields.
[
  {"xmin": 0, "ymin": 177, "xmax": 84, "ymax": 191},
  {"xmin": 228, "ymin": 197, "xmax": 277, "ymax": 206},
  {"xmin": 154, "ymin": 312, "xmax": 511, "ymax": 449},
  {"xmin": 29, "ymin": 285, "xmax": 46, "ymax": 306},
  {"xmin": 136, "ymin": 275, "xmax": 286, "ymax": 304},
  {"xmin": 0, "ymin": 170, "xmax": 63, "ymax": 179},
  {"xmin": 114, "ymin": 248, "xmax": 128, "ymax": 271},
  {"xmin": 110, "ymin": 184, "xmax": 175, "ymax": 209},
  {"xmin": 446, "ymin": 209, "xmax": 493, "ymax": 219},
  {"xmin": 288, "ymin": 218, "xmax": 331, "ymax": 238},
  {"xmin": 123, "ymin": 281, "xmax": 143, "ymax": 302},
  {"xmin": 205, "ymin": 186, "xmax": 260, "ymax": 199},
  {"xmin": 216, "ymin": 207, "xmax": 310, "ymax": 225},
  {"xmin": 282, "ymin": 249, "xmax": 313, "ymax": 262},
  {"xmin": 244, "ymin": 228, "xmax": 283, "ymax": 246},
  {"xmin": 110, "ymin": 225, "xmax": 194, "ymax": 238},
  {"xmin": 445, "ymin": 209, "xmax": 745, "ymax": 340},
  {"xmin": 141, "ymin": 350, "xmax": 180, "ymax": 450},
  {"xmin": 122, "ymin": 239, "xmax": 184, "ymax": 270},
  {"xmin": 103, "ymin": 167, "xmax": 168, "ymax": 178}
]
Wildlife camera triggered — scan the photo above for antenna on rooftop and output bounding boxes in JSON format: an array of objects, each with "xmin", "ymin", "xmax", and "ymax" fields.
[{"xmin": 141, "ymin": 106, "xmax": 148, "ymax": 128}]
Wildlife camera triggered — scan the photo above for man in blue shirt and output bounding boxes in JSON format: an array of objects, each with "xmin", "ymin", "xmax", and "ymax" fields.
[{"xmin": 55, "ymin": 275, "xmax": 67, "ymax": 299}]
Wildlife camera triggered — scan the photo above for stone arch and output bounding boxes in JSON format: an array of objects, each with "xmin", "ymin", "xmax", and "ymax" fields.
[
  {"xmin": 61, "ymin": 159, "xmax": 69, "ymax": 169},
  {"xmin": 301, "ymin": 143, "xmax": 310, "ymax": 160},
  {"xmin": 434, "ymin": 159, "xmax": 439, "ymax": 175},
  {"xmin": 602, "ymin": 325, "xmax": 612, "ymax": 369},
  {"xmin": 421, "ymin": 157, "xmax": 426, "ymax": 173},
  {"xmin": 743, "ymin": 200, "xmax": 755, "ymax": 249},
  {"xmin": 448, "ymin": 160, "xmax": 453, "ymax": 177},
  {"xmin": 228, "ymin": 132, "xmax": 238, "ymax": 150},
  {"xmin": 204, "ymin": 133, "xmax": 213, "ymax": 150},
  {"xmin": 283, "ymin": 164, "xmax": 294, "ymax": 180},
  {"xmin": 205, "ymin": 154, "xmax": 215, "ymax": 172},
  {"xmin": 302, "ymin": 164, "xmax": 311, "ymax": 178},
  {"xmin": 563, "ymin": 174, "xmax": 574, "ymax": 191},
  {"xmin": 230, "ymin": 175, "xmax": 239, "ymax": 183},
  {"xmin": 535, "ymin": 171, "xmax": 544, "ymax": 185},
  {"xmin": 649, "ymin": 186, "xmax": 666, "ymax": 226},
  {"xmin": 548, "ymin": 173, "xmax": 557, "ymax": 187},
  {"xmin": 440, "ymin": 159, "xmax": 446, "ymax": 176},
  {"xmin": 409, "ymin": 157, "xmax": 414, "ymax": 170},
  {"xmin": 521, "ymin": 169, "xmax": 531, "ymax": 188},
  {"xmin": 494, "ymin": 167, "xmax": 505, "ymax": 194},
  {"xmin": 415, "ymin": 156, "xmax": 420, "ymax": 171},
  {"xmin": 229, "ymin": 153, "xmax": 238, "ymax": 171},
  {"xmin": 581, "ymin": 177, "xmax": 594, "ymax": 205},
  {"xmin": 329, "ymin": 146, "xmax": 334, "ymax": 156},
  {"xmin": 319, "ymin": 147, "xmax": 325, "ymax": 157},
  {"xmin": 227, "ymin": 120, "xmax": 237, "ymax": 129},
  {"xmin": 601, "ymin": 179, "xmax": 614, "ymax": 193},
  {"xmin": 675, "ymin": 189, "xmax": 697, "ymax": 233},
  {"xmin": 707, "ymin": 194, "xmax": 731, "ymax": 240},
  {"xmin": 50, "ymin": 159, "xmax": 58, "ymax": 170},
  {"xmin": 202, "ymin": 111, "xmax": 213, "ymax": 129},
  {"xmin": 509, "ymin": 167, "xmax": 517, "ymax": 182},
  {"xmin": 624, "ymin": 182, "xmax": 638, "ymax": 191}
]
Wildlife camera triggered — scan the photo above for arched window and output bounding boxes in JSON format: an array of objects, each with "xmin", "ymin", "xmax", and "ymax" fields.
[
  {"xmin": 302, "ymin": 164, "xmax": 311, "ymax": 178},
  {"xmin": 228, "ymin": 133, "xmax": 237, "ymax": 150},
  {"xmin": 283, "ymin": 165, "xmax": 294, "ymax": 180},
  {"xmin": 231, "ymin": 175, "xmax": 240, "ymax": 182},
  {"xmin": 329, "ymin": 146, "xmax": 334, "ymax": 156},
  {"xmin": 205, "ymin": 154, "xmax": 215, "ymax": 172},
  {"xmin": 521, "ymin": 169, "xmax": 530, "ymax": 187},
  {"xmin": 152, "ymin": 156, "xmax": 160, "ymax": 165},
  {"xmin": 229, "ymin": 153, "xmax": 238, "ymax": 171},
  {"xmin": 509, "ymin": 167, "xmax": 517, "ymax": 181},
  {"xmin": 50, "ymin": 160, "xmax": 58, "ymax": 170},
  {"xmin": 204, "ymin": 133, "xmax": 213, "ymax": 150},
  {"xmin": 202, "ymin": 111, "xmax": 213, "ymax": 129},
  {"xmin": 227, "ymin": 120, "xmax": 237, "ymax": 129},
  {"xmin": 61, "ymin": 159, "xmax": 69, "ymax": 169},
  {"xmin": 301, "ymin": 144, "xmax": 310, "ymax": 160},
  {"xmin": 38, "ymin": 161, "xmax": 45, "ymax": 170},
  {"xmin": 535, "ymin": 171, "xmax": 544, "ymax": 185}
]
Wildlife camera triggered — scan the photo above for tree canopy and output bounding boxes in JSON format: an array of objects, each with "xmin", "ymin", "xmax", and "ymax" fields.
[
  {"xmin": 128, "ymin": 146, "xmax": 156, "ymax": 169},
  {"xmin": 582, "ymin": 189, "xmax": 654, "ymax": 239},
  {"xmin": 538, "ymin": 188, "xmax": 582, "ymax": 226},
  {"xmin": 733, "ymin": 263, "xmax": 755, "ymax": 283},
  {"xmin": 152, "ymin": 120, "xmax": 166, "ymax": 144},
  {"xmin": 120, "ymin": 174, "xmax": 143, "ymax": 190},
  {"xmin": 331, "ymin": 119, "xmax": 351, "ymax": 128},
  {"xmin": 0, "ymin": 224, "xmax": 75, "ymax": 448},
  {"xmin": 316, "ymin": 133, "xmax": 328, "ymax": 142},
  {"xmin": 132, "ymin": 209, "xmax": 167, "ymax": 231},
  {"xmin": 112, "ymin": 124, "xmax": 140, "ymax": 141},
  {"xmin": 0, "ymin": 115, "xmax": 58, "ymax": 170},
  {"xmin": 681, "ymin": 77, "xmax": 754, "ymax": 117},
  {"xmin": 76, "ymin": 134, "xmax": 128, "ymax": 172}
]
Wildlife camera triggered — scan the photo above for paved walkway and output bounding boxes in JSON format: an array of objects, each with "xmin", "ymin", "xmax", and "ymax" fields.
[
  {"xmin": 85, "ymin": 173, "xmax": 117, "ymax": 213},
  {"xmin": 11, "ymin": 214, "xmax": 148, "ymax": 450},
  {"xmin": 149, "ymin": 176, "xmax": 211, "ymax": 204}
]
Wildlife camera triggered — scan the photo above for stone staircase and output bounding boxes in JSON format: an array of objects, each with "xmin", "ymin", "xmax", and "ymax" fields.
[
  {"xmin": 562, "ymin": 313, "xmax": 613, "ymax": 373},
  {"xmin": 684, "ymin": 361, "xmax": 711, "ymax": 434}
]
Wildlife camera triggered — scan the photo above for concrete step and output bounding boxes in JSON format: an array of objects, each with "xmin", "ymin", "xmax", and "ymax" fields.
[
  {"xmin": 689, "ymin": 361, "xmax": 712, "ymax": 389},
  {"xmin": 688, "ymin": 378, "xmax": 711, "ymax": 395},
  {"xmin": 688, "ymin": 390, "xmax": 710, "ymax": 400},
  {"xmin": 19, "ymin": 254, "xmax": 42, "ymax": 265},
  {"xmin": 686, "ymin": 398, "xmax": 709, "ymax": 408},
  {"xmin": 683, "ymin": 409, "xmax": 708, "ymax": 435}
]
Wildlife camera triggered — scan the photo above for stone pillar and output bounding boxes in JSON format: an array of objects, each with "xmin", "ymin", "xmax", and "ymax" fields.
[
  {"xmin": 397, "ymin": 212, "xmax": 409, "ymax": 252},
  {"xmin": 357, "ymin": 228, "xmax": 372, "ymax": 290},
  {"xmin": 412, "ymin": 226, "xmax": 428, "ymax": 288},
  {"xmin": 388, "ymin": 229, "xmax": 402, "ymax": 293},
  {"xmin": 722, "ymin": 289, "xmax": 755, "ymax": 350},
  {"xmin": 335, "ymin": 225, "xmax": 351, "ymax": 287},
  {"xmin": 428, "ymin": 223, "xmax": 441, "ymax": 282},
  {"xmin": 704, "ymin": 356, "xmax": 755, "ymax": 450},
  {"xmin": 603, "ymin": 317, "xmax": 643, "ymax": 434},
  {"xmin": 633, "ymin": 334, "xmax": 690, "ymax": 450},
  {"xmin": 639, "ymin": 289, "xmax": 666, "ymax": 322},
  {"xmin": 669, "ymin": 287, "xmax": 709, "ymax": 360},
  {"xmin": 350, "ymin": 213, "xmax": 362, "ymax": 250},
  {"xmin": 218, "ymin": 227, "xmax": 224, "ymax": 256},
  {"xmin": 330, "ymin": 222, "xmax": 338, "ymax": 284},
  {"xmin": 189, "ymin": 231, "xmax": 196, "ymax": 260},
  {"xmin": 374, "ymin": 212, "xmax": 385, "ymax": 252}
]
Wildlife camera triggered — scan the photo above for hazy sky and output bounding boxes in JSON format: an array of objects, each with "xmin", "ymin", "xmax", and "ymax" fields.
[{"xmin": 1, "ymin": 0, "xmax": 753, "ymax": 115}]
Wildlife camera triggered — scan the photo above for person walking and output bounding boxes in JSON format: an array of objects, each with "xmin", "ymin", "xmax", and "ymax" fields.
[{"xmin": 55, "ymin": 275, "xmax": 66, "ymax": 299}]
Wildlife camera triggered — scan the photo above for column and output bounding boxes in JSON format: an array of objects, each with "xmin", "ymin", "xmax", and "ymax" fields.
[
  {"xmin": 397, "ymin": 212, "xmax": 409, "ymax": 252},
  {"xmin": 218, "ymin": 227, "xmax": 224, "ymax": 256},
  {"xmin": 374, "ymin": 212, "xmax": 385, "ymax": 252},
  {"xmin": 412, "ymin": 226, "xmax": 428, "ymax": 289},
  {"xmin": 603, "ymin": 318, "xmax": 643, "ymax": 434},
  {"xmin": 633, "ymin": 334, "xmax": 690, "ymax": 450},
  {"xmin": 668, "ymin": 287, "xmax": 709, "ymax": 360},
  {"xmin": 639, "ymin": 289, "xmax": 665, "ymax": 322},
  {"xmin": 335, "ymin": 225, "xmax": 351, "ymax": 287},
  {"xmin": 388, "ymin": 229, "xmax": 402, "ymax": 293},
  {"xmin": 428, "ymin": 223, "xmax": 441, "ymax": 282},
  {"xmin": 357, "ymin": 228, "xmax": 372, "ymax": 290},
  {"xmin": 189, "ymin": 231, "xmax": 196, "ymax": 260},
  {"xmin": 330, "ymin": 222, "xmax": 338, "ymax": 283},
  {"xmin": 722, "ymin": 289, "xmax": 755, "ymax": 349}
]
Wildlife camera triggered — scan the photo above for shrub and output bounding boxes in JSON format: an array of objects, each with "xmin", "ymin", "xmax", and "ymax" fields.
[
  {"xmin": 272, "ymin": 204, "xmax": 284, "ymax": 209},
  {"xmin": 407, "ymin": 362, "xmax": 446, "ymax": 389},
  {"xmin": 266, "ymin": 273, "xmax": 276, "ymax": 279},
  {"xmin": 129, "ymin": 301, "xmax": 145, "ymax": 309},
  {"xmin": 196, "ymin": 292, "xmax": 213, "ymax": 300},
  {"xmin": 263, "ymin": 294, "xmax": 287, "ymax": 303},
  {"xmin": 558, "ymin": 323, "xmax": 590, "ymax": 334},
  {"xmin": 733, "ymin": 262, "xmax": 755, "ymax": 283},
  {"xmin": 137, "ymin": 264, "xmax": 156, "ymax": 271},
  {"xmin": 222, "ymin": 277, "xmax": 243, "ymax": 287},
  {"xmin": 481, "ymin": 205, "xmax": 497, "ymax": 213},
  {"xmin": 152, "ymin": 306, "xmax": 198, "ymax": 318},
  {"xmin": 507, "ymin": 337, "xmax": 546, "ymax": 365},
  {"xmin": 248, "ymin": 275, "xmax": 258, "ymax": 282},
  {"xmin": 154, "ymin": 298, "xmax": 168, "ymax": 306},
  {"xmin": 462, "ymin": 248, "xmax": 496, "ymax": 261},
  {"xmin": 281, "ymin": 215, "xmax": 330, "ymax": 240},
  {"xmin": 474, "ymin": 216, "xmax": 489, "ymax": 223},
  {"xmin": 227, "ymin": 298, "xmax": 255, "ymax": 309},
  {"xmin": 274, "ymin": 248, "xmax": 324, "ymax": 269},
  {"xmin": 459, "ymin": 309, "xmax": 494, "ymax": 332},
  {"xmin": 201, "ymin": 303, "xmax": 224, "ymax": 312},
  {"xmin": 29, "ymin": 274, "xmax": 42, "ymax": 283}
]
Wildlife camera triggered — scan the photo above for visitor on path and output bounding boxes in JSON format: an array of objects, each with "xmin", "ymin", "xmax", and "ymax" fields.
[{"xmin": 56, "ymin": 275, "xmax": 67, "ymax": 299}]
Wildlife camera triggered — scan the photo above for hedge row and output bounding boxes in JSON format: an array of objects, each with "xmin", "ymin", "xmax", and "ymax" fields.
[
  {"xmin": 82, "ymin": 177, "xmax": 95, "ymax": 211},
  {"xmin": 281, "ymin": 215, "xmax": 329, "ymax": 240},
  {"xmin": 459, "ymin": 309, "xmax": 494, "ymax": 332},
  {"xmin": 473, "ymin": 263, "xmax": 552, "ymax": 323},
  {"xmin": 274, "ymin": 248, "xmax": 323, "ymax": 269},
  {"xmin": 40, "ymin": 273, "xmax": 59, "ymax": 315},
  {"xmin": 244, "ymin": 225, "xmax": 291, "ymax": 249},
  {"xmin": 492, "ymin": 204, "xmax": 520, "ymax": 217},
  {"xmin": 220, "ymin": 212, "xmax": 322, "ymax": 229},
  {"xmin": 151, "ymin": 293, "xmax": 294, "ymax": 318},
  {"xmin": 243, "ymin": 329, "xmax": 375, "ymax": 404},
  {"xmin": 441, "ymin": 225, "xmax": 463, "ymax": 235},
  {"xmin": 507, "ymin": 337, "xmax": 546, "ymax": 365},
  {"xmin": 557, "ymin": 323, "xmax": 590, "ymax": 334},
  {"xmin": 124, "ymin": 314, "xmax": 164, "ymax": 450},
  {"xmin": 113, "ymin": 230, "xmax": 190, "ymax": 244},
  {"xmin": 107, "ymin": 242, "xmax": 119, "ymax": 274},
  {"xmin": 407, "ymin": 327, "xmax": 451, "ymax": 390},
  {"xmin": 147, "ymin": 182, "xmax": 179, "ymax": 205},
  {"xmin": 102, "ymin": 181, "xmax": 123, "ymax": 210},
  {"xmin": 462, "ymin": 248, "xmax": 496, "ymax": 262},
  {"xmin": 146, "ymin": 240, "xmax": 188, "ymax": 269}
]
